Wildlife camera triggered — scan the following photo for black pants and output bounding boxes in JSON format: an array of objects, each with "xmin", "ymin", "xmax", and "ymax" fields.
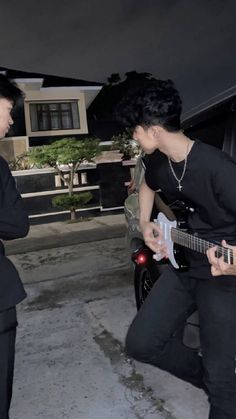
[
  {"xmin": 126, "ymin": 266, "xmax": 236, "ymax": 419},
  {"xmin": 0, "ymin": 307, "xmax": 17, "ymax": 419}
]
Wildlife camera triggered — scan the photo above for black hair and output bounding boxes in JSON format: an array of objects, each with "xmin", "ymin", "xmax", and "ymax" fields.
[
  {"xmin": 0, "ymin": 74, "xmax": 23, "ymax": 105},
  {"xmin": 115, "ymin": 79, "xmax": 182, "ymax": 132}
]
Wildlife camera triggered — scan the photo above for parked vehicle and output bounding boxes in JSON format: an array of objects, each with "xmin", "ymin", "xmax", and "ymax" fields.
[{"xmin": 124, "ymin": 86, "xmax": 236, "ymax": 349}]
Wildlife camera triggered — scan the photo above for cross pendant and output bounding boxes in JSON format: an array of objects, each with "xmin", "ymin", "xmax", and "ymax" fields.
[{"xmin": 177, "ymin": 183, "xmax": 182, "ymax": 191}]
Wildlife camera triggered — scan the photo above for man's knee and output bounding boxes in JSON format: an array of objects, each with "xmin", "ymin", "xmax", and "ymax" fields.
[
  {"xmin": 125, "ymin": 330, "xmax": 149, "ymax": 361},
  {"xmin": 125, "ymin": 324, "xmax": 163, "ymax": 363}
]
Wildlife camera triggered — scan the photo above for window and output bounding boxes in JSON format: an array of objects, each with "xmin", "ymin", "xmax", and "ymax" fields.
[{"xmin": 29, "ymin": 102, "xmax": 80, "ymax": 131}]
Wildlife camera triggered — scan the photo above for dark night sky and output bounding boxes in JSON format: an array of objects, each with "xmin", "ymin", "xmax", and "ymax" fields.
[{"xmin": 0, "ymin": 0, "xmax": 235, "ymax": 110}]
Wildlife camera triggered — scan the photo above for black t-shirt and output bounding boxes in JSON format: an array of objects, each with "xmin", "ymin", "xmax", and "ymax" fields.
[
  {"xmin": 145, "ymin": 140, "xmax": 236, "ymax": 277},
  {"xmin": 0, "ymin": 156, "xmax": 29, "ymax": 309}
]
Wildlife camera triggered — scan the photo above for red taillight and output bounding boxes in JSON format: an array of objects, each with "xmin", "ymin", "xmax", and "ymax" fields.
[{"xmin": 135, "ymin": 253, "xmax": 147, "ymax": 265}]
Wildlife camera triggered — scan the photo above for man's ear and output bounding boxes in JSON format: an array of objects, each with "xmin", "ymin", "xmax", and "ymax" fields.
[{"xmin": 151, "ymin": 126, "xmax": 160, "ymax": 139}]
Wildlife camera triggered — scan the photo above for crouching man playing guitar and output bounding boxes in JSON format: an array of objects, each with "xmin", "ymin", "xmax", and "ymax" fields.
[{"xmin": 116, "ymin": 79, "xmax": 236, "ymax": 419}]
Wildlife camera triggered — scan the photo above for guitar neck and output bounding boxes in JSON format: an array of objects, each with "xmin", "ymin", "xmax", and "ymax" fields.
[{"xmin": 171, "ymin": 228, "xmax": 234, "ymax": 265}]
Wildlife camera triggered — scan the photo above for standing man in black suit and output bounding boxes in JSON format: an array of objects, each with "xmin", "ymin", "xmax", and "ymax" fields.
[{"xmin": 0, "ymin": 75, "xmax": 29, "ymax": 419}]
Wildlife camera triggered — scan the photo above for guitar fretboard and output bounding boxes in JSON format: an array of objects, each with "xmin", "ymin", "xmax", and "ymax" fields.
[{"xmin": 171, "ymin": 228, "xmax": 234, "ymax": 265}]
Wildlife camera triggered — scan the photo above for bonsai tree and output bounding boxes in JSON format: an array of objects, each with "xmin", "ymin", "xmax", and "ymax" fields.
[
  {"xmin": 52, "ymin": 191, "xmax": 92, "ymax": 221},
  {"xmin": 111, "ymin": 128, "xmax": 140, "ymax": 160},
  {"xmin": 29, "ymin": 137, "xmax": 100, "ymax": 220}
]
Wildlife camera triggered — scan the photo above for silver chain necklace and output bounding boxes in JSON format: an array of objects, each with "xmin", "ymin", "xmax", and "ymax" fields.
[{"xmin": 167, "ymin": 143, "xmax": 190, "ymax": 191}]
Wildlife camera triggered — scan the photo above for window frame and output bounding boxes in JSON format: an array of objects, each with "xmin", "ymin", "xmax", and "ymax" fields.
[
  {"xmin": 30, "ymin": 101, "xmax": 80, "ymax": 132},
  {"xmin": 24, "ymin": 90, "xmax": 88, "ymax": 137}
]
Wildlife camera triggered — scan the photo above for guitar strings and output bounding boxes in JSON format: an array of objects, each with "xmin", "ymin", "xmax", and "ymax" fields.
[{"xmin": 171, "ymin": 228, "xmax": 233, "ymax": 263}]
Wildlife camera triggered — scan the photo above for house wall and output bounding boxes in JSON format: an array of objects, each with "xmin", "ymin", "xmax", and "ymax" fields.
[{"xmin": 0, "ymin": 136, "xmax": 29, "ymax": 162}]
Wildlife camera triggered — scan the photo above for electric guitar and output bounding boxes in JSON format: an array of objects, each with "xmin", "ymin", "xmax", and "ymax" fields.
[{"xmin": 153, "ymin": 212, "xmax": 235, "ymax": 269}]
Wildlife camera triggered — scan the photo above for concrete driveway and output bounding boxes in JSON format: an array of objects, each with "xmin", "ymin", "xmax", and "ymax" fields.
[{"xmin": 9, "ymin": 235, "xmax": 209, "ymax": 419}]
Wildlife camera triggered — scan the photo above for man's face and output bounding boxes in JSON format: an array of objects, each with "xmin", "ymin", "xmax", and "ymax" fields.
[
  {"xmin": 0, "ymin": 98, "xmax": 13, "ymax": 139},
  {"xmin": 133, "ymin": 125, "xmax": 158, "ymax": 154}
]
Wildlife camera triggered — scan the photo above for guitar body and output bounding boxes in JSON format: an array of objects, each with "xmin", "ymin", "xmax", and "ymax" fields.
[
  {"xmin": 153, "ymin": 194, "xmax": 191, "ymax": 270},
  {"xmin": 172, "ymin": 209, "xmax": 189, "ymax": 271},
  {"xmin": 154, "ymin": 208, "xmax": 234, "ymax": 269},
  {"xmin": 154, "ymin": 213, "xmax": 188, "ymax": 270},
  {"xmin": 173, "ymin": 244, "xmax": 189, "ymax": 271}
]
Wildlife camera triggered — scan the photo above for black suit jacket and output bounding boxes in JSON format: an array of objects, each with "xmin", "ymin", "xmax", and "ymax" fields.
[{"xmin": 0, "ymin": 156, "xmax": 29, "ymax": 310}]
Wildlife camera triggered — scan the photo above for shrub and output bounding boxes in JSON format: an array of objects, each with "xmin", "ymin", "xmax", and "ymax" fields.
[
  {"xmin": 111, "ymin": 129, "xmax": 139, "ymax": 159},
  {"xmin": 52, "ymin": 192, "xmax": 92, "ymax": 220}
]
